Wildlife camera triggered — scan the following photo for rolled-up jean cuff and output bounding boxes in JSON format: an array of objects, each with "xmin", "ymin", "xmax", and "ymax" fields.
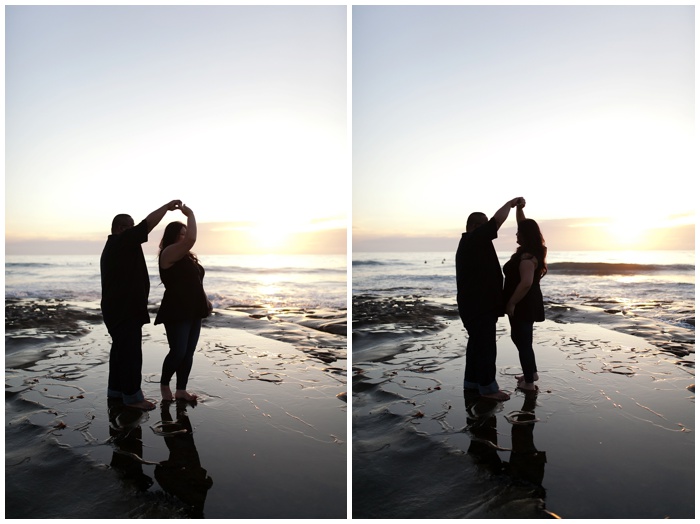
[
  {"xmin": 122, "ymin": 389, "xmax": 145, "ymax": 404},
  {"xmin": 478, "ymin": 381, "xmax": 499, "ymax": 395},
  {"xmin": 463, "ymin": 380, "xmax": 479, "ymax": 390},
  {"xmin": 107, "ymin": 388, "xmax": 123, "ymax": 399}
]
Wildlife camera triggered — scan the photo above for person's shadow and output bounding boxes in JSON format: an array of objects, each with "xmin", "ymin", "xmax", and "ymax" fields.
[
  {"xmin": 463, "ymin": 390, "xmax": 547, "ymax": 494},
  {"xmin": 152, "ymin": 400, "xmax": 213, "ymax": 518}
]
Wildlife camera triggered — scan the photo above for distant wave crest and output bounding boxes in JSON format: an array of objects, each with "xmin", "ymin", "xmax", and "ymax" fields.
[
  {"xmin": 353, "ymin": 260, "xmax": 387, "ymax": 267},
  {"xmin": 352, "ymin": 259, "xmax": 413, "ymax": 267},
  {"xmin": 5, "ymin": 262, "xmax": 53, "ymax": 268},
  {"xmin": 206, "ymin": 265, "xmax": 345, "ymax": 276},
  {"xmin": 548, "ymin": 262, "xmax": 694, "ymax": 275}
]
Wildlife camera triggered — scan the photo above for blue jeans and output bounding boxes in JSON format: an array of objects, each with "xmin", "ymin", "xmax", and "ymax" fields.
[
  {"xmin": 107, "ymin": 317, "xmax": 145, "ymax": 404},
  {"xmin": 161, "ymin": 318, "xmax": 202, "ymax": 391},
  {"xmin": 509, "ymin": 317, "xmax": 538, "ymax": 383},
  {"xmin": 462, "ymin": 313, "xmax": 500, "ymax": 395}
]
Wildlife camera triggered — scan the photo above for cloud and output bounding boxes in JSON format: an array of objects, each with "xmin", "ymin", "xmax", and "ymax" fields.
[
  {"xmin": 352, "ymin": 217, "xmax": 695, "ymax": 253},
  {"xmin": 6, "ymin": 221, "xmax": 347, "ymax": 255}
]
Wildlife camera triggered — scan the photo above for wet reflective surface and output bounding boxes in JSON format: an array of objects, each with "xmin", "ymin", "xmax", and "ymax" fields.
[
  {"xmin": 353, "ymin": 318, "xmax": 694, "ymax": 519},
  {"xmin": 6, "ymin": 318, "xmax": 347, "ymax": 518}
]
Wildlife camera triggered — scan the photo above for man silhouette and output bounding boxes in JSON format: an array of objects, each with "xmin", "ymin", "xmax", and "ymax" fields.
[
  {"xmin": 100, "ymin": 200, "xmax": 182, "ymax": 410},
  {"xmin": 455, "ymin": 197, "xmax": 524, "ymax": 401}
]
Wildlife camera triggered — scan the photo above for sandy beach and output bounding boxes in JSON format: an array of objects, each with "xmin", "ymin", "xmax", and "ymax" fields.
[
  {"xmin": 6, "ymin": 300, "xmax": 347, "ymax": 518},
  {"xmin": 352, "ymin": 297, "xmax": 694, "ymax": 519}
]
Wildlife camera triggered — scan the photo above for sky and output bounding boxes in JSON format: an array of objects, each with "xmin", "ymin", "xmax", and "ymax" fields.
[
  {"xmin": 5, "ymin": 5, "xmax": 347, "ymax": 255},
  {"xmin": 352, "ymin": 5, "xmax": 695, "ymax": 252}
]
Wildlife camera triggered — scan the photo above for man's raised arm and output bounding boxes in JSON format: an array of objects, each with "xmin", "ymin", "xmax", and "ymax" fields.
[
  {"xmin": 145, "ymin": 200, "xmax": 182, "ymax": 233},
  {"xmin": 492, "ymin": 197, "xmax": 525, "ymax": 230}
]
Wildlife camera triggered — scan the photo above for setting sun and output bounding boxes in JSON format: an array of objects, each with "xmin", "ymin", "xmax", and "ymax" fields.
[
  {"xmin": 199, "ymin": 216, "xmax": 346, "ymax": 255},
  {"xmin": 598, "ymin": 212, "xmax": 695, "ymax": 251},
  {"xmin": 607, "ymin": 217, "xmax": 653, "ymax": 248},
  {"xmin": 248, "ymin": 221, "xmax": 295, "ymax": 252}
]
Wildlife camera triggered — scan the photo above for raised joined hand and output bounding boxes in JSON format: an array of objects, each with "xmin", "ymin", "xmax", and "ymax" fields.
[{"xmin": 180, "ymin": 204, "xmax": 193, "ymax": 217}]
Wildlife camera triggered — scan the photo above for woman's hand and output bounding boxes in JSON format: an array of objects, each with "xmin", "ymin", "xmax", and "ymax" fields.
[{"xmin": 180, "ymin": 204, "xmax": 194, "ymax": 217}]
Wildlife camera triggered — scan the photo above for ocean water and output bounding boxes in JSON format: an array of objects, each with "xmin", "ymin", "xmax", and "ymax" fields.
[
  {"xmin": 5, "ymin": 253, "xmax": 347, "ymax": 310},
  {"xmin": 352, "ymin": 250, "xmax": 695, "ymax": 331}
]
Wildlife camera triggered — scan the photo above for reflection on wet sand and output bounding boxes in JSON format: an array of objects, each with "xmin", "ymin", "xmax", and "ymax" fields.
[
  {"xmin": 352, "ymin": 311, "xmax": 693, "ymax": 518},
  {"xmin": 108, "ymin": 399, "xmax": 154, "ymax": 491},
  {"xmin": 108, "ymin": 400, "xmax": 213, "ymax": 517},
  {"xmin": 464, "ymin": 390, "xmax": 548, "ymax": 504},
  {"xmin": 154, "ymin": 401, "xmax": 213, "ymax": 518},
  {"xmin": 507, "ymin": 393, "xmax": 547, "ymax": 494}
]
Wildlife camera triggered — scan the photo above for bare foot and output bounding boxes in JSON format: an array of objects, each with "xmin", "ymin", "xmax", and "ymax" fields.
[
  {"xmin": 516, "ymin": 373, "xmax": 539, "ymax": 383},
  {"xmin": 160, "ymin": 385, "xmax": 174, "ymax": 401},
  {"xmin": 125, "ymin": 399, "xmax": 156, "ymax": 411},
  {"xmin": 481, "ymin": 390, "xmax": 510, "ymax": 401},
  {"xmin": 175, "ymin": 390, "xmax": 198, "ymax": 402},
  {"xmin": 517, "ymin": 382, "xmax": 537, "ymax": 391}
]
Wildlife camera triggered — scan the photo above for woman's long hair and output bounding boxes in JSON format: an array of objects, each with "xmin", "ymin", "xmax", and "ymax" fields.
[
  {"xmin": 158, "ymin": 221, "xmax": 198, "ymax": 264},
  {"xmin": 514, "ymin": 219, "xmax": 547, "ymax": 278}
]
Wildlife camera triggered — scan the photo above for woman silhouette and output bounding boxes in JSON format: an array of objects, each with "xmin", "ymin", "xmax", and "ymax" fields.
[
  {"xmin": 155, "ymin": 204, "xmax": 212, "ymax": 402},
  {"xmin": 503, "ymin": 202, "xmax": 547, "ymax": 391}
]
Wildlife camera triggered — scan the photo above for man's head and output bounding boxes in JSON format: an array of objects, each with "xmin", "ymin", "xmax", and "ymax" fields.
[
  {"xmin": 466, "ymin": 212, "xmax": 488, "ymax": 232},
  {"xmin": 111, "ymin": 214, "xmax": 135, "ymax": 235}
]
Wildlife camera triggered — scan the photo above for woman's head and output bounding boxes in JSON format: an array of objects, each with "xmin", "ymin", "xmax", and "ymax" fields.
[
  {"xmin": 516, "ymin": 219, "xmax": 547, "ymax": 276},
  {"xmin": 159, "ymin": 221, "xmax": 186, "ymax": 252},
  {"xmin": 516, "ymin": 219, "xmax": 543, "ymax": 247}
]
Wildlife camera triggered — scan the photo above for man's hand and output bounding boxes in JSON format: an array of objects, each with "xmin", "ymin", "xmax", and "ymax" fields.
[
  {"xmin": 146, "ymin": 200, "xmax": 183, "ymax": 233},
  {"xmin": 494, "ymin": 197, "xmax": 525, "ymax": 229}
]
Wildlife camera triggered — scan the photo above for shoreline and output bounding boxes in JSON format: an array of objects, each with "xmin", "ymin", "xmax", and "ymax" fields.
[
  {"xmin": 352, "ymin": 293, "xmax": 694, "ymax": 361},
  {"xmin": 5, "ymin": 298, "xmax": 347, "ymax": 362}
]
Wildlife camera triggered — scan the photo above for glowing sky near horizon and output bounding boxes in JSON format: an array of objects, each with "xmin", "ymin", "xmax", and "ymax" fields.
[
  {"xmin": 6, "ymin": 5, "xmax": 347, "ymax": 253},
  {"xmin": 353, "ymin": 5, "xmax": 695, "ymax": 249}
]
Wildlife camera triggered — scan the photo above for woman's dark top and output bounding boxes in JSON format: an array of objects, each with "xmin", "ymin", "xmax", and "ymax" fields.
[
  {"xmin": 155, "ymin": 255, "xmax": 210, "ymax": 325},
  {"xmin": 503, "ymin": 252, "xmax": 545, "ymax": 322}
]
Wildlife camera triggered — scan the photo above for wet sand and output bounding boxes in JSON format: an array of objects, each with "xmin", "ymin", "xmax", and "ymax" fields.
[
  {"xmin": 5, "ymin": 301, "xmax": 347, "ymax": 518},
  {"xmin": 352, "ymin": 301, "xmax": 694, "ymax": 519}
]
